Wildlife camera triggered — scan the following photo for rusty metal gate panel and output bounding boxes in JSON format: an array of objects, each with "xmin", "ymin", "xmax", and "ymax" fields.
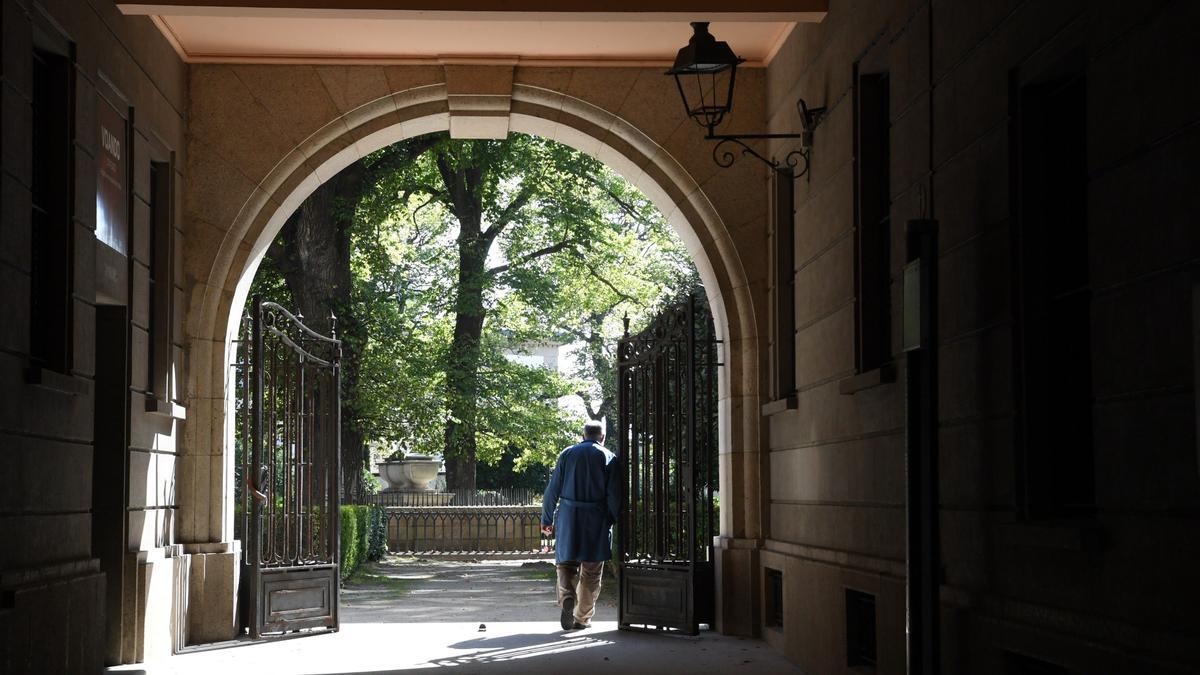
[
  {"xmin": 234, "ymin": 296, "xmax": 341, "ymax": 638},
  {"xmin": 617, "ymin": 292, "xmax": 719, "ymax": 635}
]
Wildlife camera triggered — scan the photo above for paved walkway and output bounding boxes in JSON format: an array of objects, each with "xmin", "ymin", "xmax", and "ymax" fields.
[
  {"xmin": 112, "ymin": 557, "xmax": 800, "ymax": 675},
  {"xmin": 340, "ymin": 557, "xmax": 591, "ymax": 623}
]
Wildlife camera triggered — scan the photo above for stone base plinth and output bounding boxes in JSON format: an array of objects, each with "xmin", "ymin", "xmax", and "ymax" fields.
[
  {"xmin": 715, "ymin": 536, "xmax": 761, "ymax": 637},
  {"xmin": 0, "ymin": 559, "xmax": 105, "ymax": 672},
  {"xmin": 184, "ymin": 541, "xmax": 241, "ymax": 645}
]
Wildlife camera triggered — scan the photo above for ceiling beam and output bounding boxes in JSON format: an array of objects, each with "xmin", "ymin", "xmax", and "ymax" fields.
[{"xmin": 117, "ymin": 1, "xmax": 827, "ymax": 20}]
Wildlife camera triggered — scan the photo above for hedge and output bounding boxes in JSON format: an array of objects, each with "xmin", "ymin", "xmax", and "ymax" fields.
[
  {"xmin": 339, "ymin": 505, "xmax": 387, "ymax": 580},
  {"xmin": 366, "ymin": 506, "xmax": 388, "ymax": 560}
]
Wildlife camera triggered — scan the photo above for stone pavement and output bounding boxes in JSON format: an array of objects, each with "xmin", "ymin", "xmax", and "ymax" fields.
[{"xmin": 110, "ymin": 557, "xmax": 801, "ymax": 675}]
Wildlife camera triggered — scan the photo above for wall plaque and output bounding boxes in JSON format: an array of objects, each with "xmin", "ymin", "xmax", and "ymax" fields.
[
  {"xmin": 96, "ymin": 95, "xmax": 128, "ymax": 255},
  {"xmin": 95, "ymin": 88, "xmax": 129, "ymax": 305}
]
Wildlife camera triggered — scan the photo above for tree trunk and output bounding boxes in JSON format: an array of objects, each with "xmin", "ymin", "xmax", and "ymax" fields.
[
  {"xmin": 265, "ymin": 137, "xmax": 443, "ymax": 501},
  {"xmin": 439, "ymin": 154, "xmax": 490, "ymax": 492},
  {"xmin": 578, "ymin": 320, "xmax": 618, "ymax": 443},
  {"xmin": 268, "ymin": 162, "xmax": 369, "ymax": 501},
  {"xmin": 442, "ymin": 221, "xmax": 490, "ymax": 491}
]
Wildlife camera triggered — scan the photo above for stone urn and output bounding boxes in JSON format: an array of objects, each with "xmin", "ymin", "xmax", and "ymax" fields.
[{"xmin": 377, "ymin": 454, "xmax": 441, "ymax": 492}]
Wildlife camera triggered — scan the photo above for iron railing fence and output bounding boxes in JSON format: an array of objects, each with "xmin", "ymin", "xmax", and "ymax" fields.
[
  {"xmin": 364, "ymin": 486, "xmax": 543, "ymax": 508},
  {"xmin": 380, "ymin": 506, "xmax": 555, "ymax": 555}
]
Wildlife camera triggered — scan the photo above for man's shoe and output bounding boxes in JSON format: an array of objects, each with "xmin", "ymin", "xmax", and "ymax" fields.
[
  {"xmin": 572, "ymin": 621, "xmax": 589, "ymax": 629},
  {"xmin": 560, "ymin": 597, "xmax": 576, "ymax": 630}
]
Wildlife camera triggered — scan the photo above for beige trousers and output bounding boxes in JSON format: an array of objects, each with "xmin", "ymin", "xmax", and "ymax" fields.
[{"xmin": 556, "ymin": 561, "xmax": 604, "ymax": 625}]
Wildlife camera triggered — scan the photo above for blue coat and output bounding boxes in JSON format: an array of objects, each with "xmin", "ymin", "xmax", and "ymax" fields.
[{"xmin": 541, "ymin": 439, "xmax": 620, "ymax": 563}]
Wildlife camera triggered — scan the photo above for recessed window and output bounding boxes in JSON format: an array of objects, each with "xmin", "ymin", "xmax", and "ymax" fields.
[
  {"xmin": 845, "ymin": 589, "xmax": 877, "ymax": 669},
  {"xmin": 148, "ymin": 160, "xmax": 174, "ymax": 398},
  {"xmin": 853, "ymin": 66, "xmax": 891, "ymax": 373},
  {"xmin": 29, "ymin": 29, "xmax": 75, "ymax": 373},
  {"xmin": 764, "ymin": 568, "xmax": 783, "ymax": 629},
  {"xmin": 1012, "ymin": 57, "xmax": 1094, "ymax": 518},
  {"xmin": 772, "ymin": 172, "xmax": 795, "ymax": 400}
]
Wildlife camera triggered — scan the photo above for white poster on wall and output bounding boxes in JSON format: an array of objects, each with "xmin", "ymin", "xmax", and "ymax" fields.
[{"xmin": 96, "ymin": 95, "xmax": 127, "ymax": 255}]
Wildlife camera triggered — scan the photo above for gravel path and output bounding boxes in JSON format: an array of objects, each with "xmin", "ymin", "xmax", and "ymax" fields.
[{"xmin": 340, "ymin": 556, "xmax": 619, "ymax": 624}]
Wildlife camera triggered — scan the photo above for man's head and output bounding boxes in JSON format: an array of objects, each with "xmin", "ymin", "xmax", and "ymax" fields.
[{"xmin": 583, "ymin": 419, "xmax": 605, "ymax": 442}]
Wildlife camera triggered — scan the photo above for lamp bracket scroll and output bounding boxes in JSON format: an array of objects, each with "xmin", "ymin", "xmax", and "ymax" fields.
[{"xmin": 704, "ymin": 98, "xmax": 825, "ymax": 180}]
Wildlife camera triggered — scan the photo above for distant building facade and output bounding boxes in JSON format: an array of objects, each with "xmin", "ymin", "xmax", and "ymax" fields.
[{"xmin": 502, "ymin": 340, "xmax": 565, "ymax": 372}]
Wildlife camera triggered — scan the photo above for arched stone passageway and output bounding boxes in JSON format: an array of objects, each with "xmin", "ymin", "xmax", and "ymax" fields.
[
  {"xmin": 8, "ymin": 4, "xmax": 1195, "ymax": 672},
  {"xmin": 181, "ymin": 65, "xmax": 771, "ymax": 635}
]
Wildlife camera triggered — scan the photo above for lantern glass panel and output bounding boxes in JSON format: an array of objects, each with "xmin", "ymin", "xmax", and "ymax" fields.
[{"xmin": 667, "ymin": 23, "xmax": 742, "ymax": 133}]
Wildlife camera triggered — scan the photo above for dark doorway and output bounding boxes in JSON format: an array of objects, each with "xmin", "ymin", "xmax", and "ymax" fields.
[{"xmin": 92, "ymin": 305, "xmax": 130, "ymax": 664}]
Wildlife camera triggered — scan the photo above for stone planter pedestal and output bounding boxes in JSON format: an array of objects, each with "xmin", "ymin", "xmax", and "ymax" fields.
[{"xmin": 377, "ymin": 455, "xmax": 441, "ymax": 492}]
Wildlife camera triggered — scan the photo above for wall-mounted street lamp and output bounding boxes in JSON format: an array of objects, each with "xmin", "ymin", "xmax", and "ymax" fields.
[{"xmin": 667, "ymin": 22, "xmax": 824, "ymax": 179}]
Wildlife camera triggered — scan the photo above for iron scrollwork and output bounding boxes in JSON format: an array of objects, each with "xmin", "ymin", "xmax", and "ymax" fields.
[
  {"xmin": 703, "ymin": 98, "xmax": 825, "ymax": 180},
  {"xmin": 234, "ymin": 295, "xmax": 343, "ymax": 637},
  {"xmin": 617, "ymin": 291, "xmax": 721, "ymax": 634},
  {"xmin": 711, "ymin": 137, "xmax": 814, "ymax": 179}
]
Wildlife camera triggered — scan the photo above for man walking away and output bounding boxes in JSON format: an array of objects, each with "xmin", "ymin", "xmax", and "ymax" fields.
[{"xmin": 541, "ymin": 419, "xmax": 620, "ymax": 630}]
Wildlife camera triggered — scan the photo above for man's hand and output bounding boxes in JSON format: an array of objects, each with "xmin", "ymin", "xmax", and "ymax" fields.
[{"xmin": 541, "ymin": 524, "xmax": 554, "ymax": 537}]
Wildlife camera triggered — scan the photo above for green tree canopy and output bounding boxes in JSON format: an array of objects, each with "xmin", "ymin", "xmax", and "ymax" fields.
[{"xmin": 254, "ymin": 131, "xmax": 699, "ymax": 493}]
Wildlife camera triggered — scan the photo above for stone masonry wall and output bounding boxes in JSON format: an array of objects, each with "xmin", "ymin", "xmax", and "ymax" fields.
[
  {"xmin": 761, "ymin": 1, "xmax": 1199, "ymax": 673},
  {"xmin": 6, "ymin": 3, "xmax": 1194, "ymax": 671},
  {"xmin": 0, "ymin": 0, "xmax": 188, "ymax": 670}
]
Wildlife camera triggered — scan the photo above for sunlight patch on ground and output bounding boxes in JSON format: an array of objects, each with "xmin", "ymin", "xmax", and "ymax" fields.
[
  {"xmin": 110, "ymin": 558, "xmax": 801, "ymax": 674},
  {"xmin": 112, "ymin": 621, "xmax": 801, "ymax": 675}
]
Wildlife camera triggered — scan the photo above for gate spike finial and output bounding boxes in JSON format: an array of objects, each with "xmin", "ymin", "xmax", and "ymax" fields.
[{"xmin": 622, "ymin": 313, "xmax": 630, "ymax": 338}]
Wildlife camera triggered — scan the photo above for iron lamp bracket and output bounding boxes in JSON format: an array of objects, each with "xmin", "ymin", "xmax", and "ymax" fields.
[{"xmin": 704, "ymin": 99, "xmax": 825, "ymax": 180}]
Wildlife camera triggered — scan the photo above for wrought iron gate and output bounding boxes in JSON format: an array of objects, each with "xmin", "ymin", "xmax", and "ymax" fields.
[
  {"xmin": 235, "ymin": 296, "xmax": 341, "ymax": 638},
  {"xmin": 617, "ymin": 293, "xmax": 719, "ymax": 635}
]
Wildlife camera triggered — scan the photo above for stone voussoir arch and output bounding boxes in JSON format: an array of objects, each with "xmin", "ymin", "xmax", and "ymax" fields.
[{"xmin": 187, "ymin": 79, "xmax": 761, "ymax": 558}]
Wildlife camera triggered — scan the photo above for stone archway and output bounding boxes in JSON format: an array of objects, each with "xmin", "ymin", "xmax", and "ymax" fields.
[{"xmin": 181, "ymin": 65, "xmax": 768, "ymax": 636}]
